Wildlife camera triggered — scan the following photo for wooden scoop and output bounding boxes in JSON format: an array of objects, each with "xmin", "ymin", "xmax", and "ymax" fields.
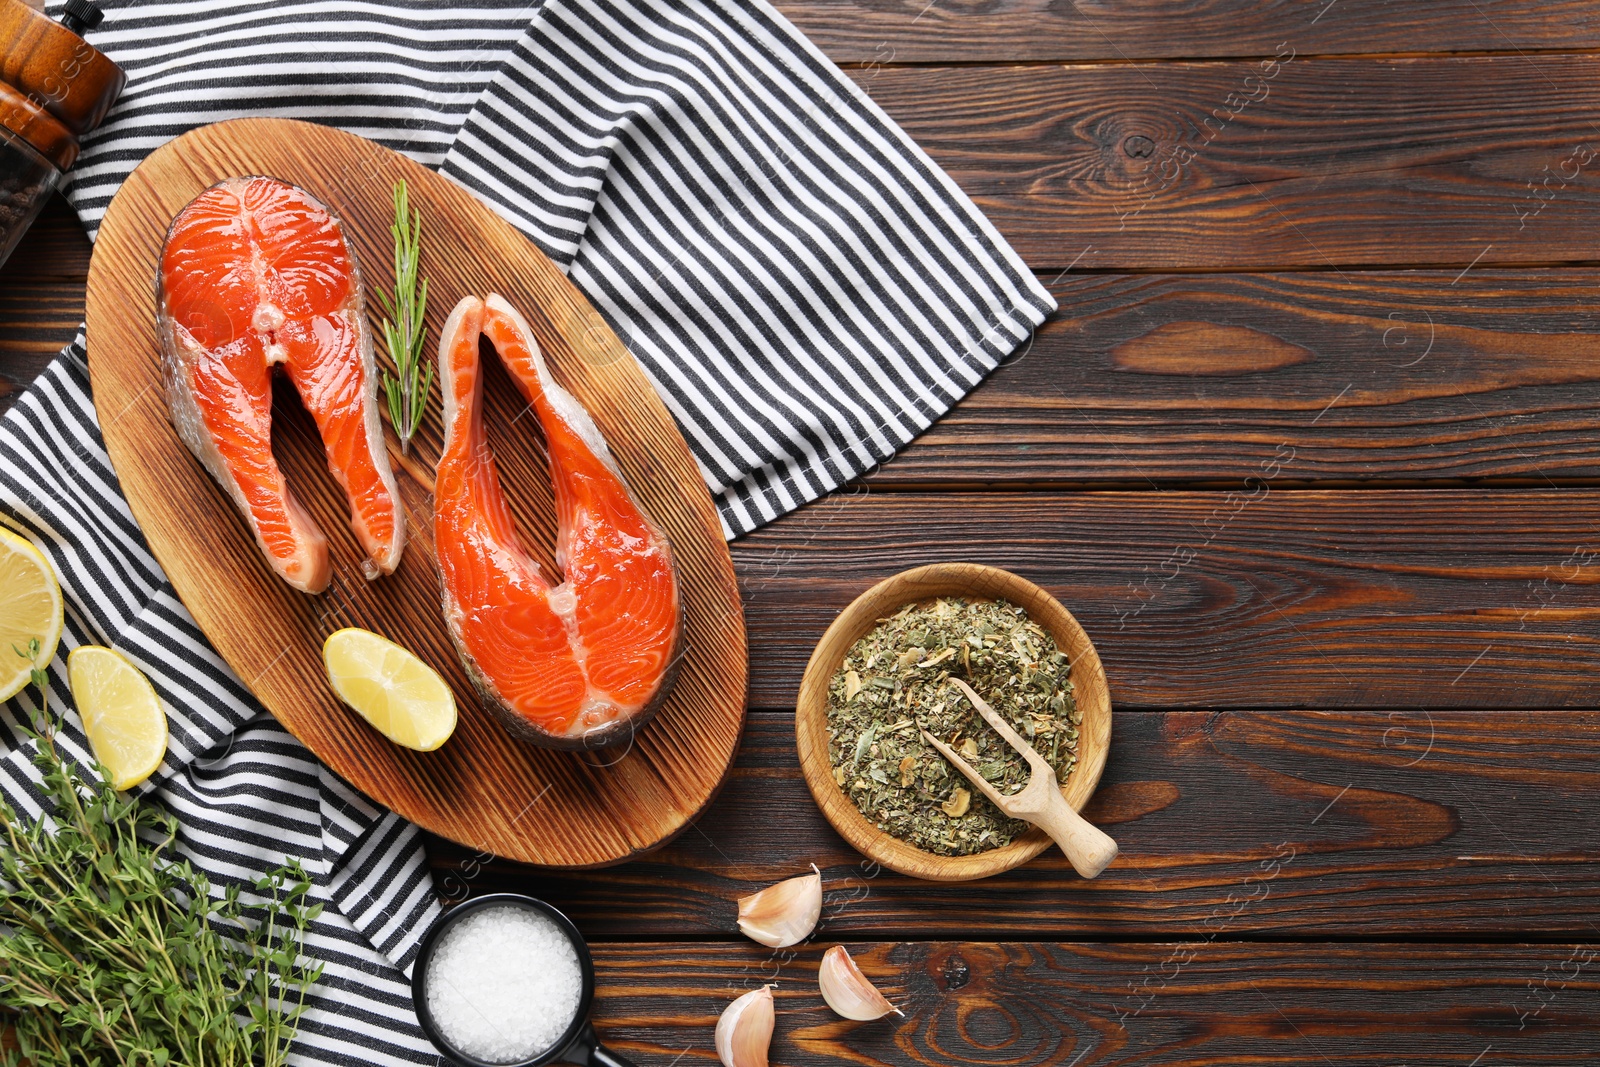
[{"xmin": 924, "ymin": 677, "xmax": 1118, "ymax": 879}]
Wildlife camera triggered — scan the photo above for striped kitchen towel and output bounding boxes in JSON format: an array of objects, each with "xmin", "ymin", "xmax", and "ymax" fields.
[{"xmin": 1, "ymin": 1, "xmax": 1052, "ymax": 1063}]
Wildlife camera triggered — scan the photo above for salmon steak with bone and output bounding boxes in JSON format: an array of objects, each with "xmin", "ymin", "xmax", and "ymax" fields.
[
  {"xmin": 158, "ymin": 176, "xmax": 405, "ymax": 593},
  {"xmin": 433, "ymin": 294, "xmax": 683, "ymax": 749}
]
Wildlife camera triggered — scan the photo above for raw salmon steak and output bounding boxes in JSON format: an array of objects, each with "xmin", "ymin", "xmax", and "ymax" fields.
[
  {"xmin": 434, "ymin": 294, "xmax": 683, "ymax": 748},
  {"xmin": 158, "ymin": 176, "xmax": 404, "ymax": 594}
]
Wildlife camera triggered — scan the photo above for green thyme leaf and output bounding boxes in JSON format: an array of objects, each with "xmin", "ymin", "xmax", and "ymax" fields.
[{"xmin": 0, "ymin": 642, "xmax": 322, "ymax": 1066}]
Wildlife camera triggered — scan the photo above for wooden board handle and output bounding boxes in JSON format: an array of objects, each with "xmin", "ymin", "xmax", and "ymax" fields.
[{"xmin": 1038, "ymin": 786, "xmax": 1118, "ymax": 878}]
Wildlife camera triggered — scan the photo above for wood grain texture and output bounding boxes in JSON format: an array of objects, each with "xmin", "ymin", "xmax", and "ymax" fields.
[
  {"xmin": 781, "ymin": 0, "xmax": 1600, "ymax": 63},
  {"xmin": 734, "ymin": 491, "xmax": 1600, "ymax": 710},
  {"xmin": 0, "ymin": 193, "xmax": 88, "ymax": 280},
  {"xmin": 858, "ymin": 56, "xmax": 1600, "ymax": 268},
  {"xmin": 433, "ymin": 708, "xmax": 1600, "ymax": 938},
  {"xmin": 0, "ymin": 281, "xmax": 78, "ymax": 398},
  {"xmin": 84, "ymin": 119, "xmax": 747, "ymax": 866},
  {"xmin": 794, "ymin": 563, "xmax": 1112, "ymax": 881},
  {"xmin": 878, "ymin": 269, "xmax": 1600, "ymax": 487},
  {"xmin": 583, "ymin": 940, "xmax": 1600, "ymax": 1066},
  {"xmin": 0, "ymin": 10, "xmax": 1597, "ymax": 1060}
]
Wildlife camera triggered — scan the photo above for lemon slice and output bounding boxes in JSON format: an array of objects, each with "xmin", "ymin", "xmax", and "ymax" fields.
[
  {"xmin": 323, "ymin": 628, "xmax": 456, "ymax": 751},
  {"xmin": 68, "ymin": 646, "xmax": 169, "ymax": 790},
  {"xmin": 0, "ymin": 527, "xmax": 64, "ymax": 702}
]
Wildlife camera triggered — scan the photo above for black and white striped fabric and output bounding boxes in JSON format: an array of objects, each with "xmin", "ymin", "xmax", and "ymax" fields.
[
  {"xmin": 2, "ymin": 340, "xmax": 440, "ymax": 1064},
  {"xmin": 2, "ymin": 1, "xmax": 1050, "ymax": 1062}
]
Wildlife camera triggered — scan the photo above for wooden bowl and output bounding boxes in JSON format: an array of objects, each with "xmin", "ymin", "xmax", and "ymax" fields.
[{"xmin": 795, "ymin": 563, "xmax": 1112, "ymax": 882}]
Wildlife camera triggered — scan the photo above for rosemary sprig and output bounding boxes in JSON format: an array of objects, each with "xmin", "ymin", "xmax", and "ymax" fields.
[
  {"xmin": 377, "ymin": 180, "xmax": 433, "ymax": 455},
  {"xmin": 0, "ymin": 640, "xmax": 323, "ymax": 1066}
]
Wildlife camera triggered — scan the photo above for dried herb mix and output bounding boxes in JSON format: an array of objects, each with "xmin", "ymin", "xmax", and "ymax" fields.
[{"xmin": 826, "ymin": 597, "xmax": 1080, "ymax": 855}]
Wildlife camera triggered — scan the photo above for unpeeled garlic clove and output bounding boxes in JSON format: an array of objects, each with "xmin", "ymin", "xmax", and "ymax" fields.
[
  {"xmin": 716, "ymin": 985, "xmax": 774, "ymax": 1067},
  {"xmin": 737, "ymin": 864, "xmax": 822, "ymax": 948},
  {"xmin": 818, "ymin": 945, "xmax": 902, "ymax": 1021}
]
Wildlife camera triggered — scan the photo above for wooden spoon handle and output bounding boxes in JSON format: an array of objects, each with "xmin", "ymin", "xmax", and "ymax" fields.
[{"xmin": 1036, "ymin": 787, "xmax": 1118, "ymax": 879}]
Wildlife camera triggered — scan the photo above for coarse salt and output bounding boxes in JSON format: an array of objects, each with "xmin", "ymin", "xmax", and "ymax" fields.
[{"xmin": 425, "ymin": 904, "xmax": 584, "ymax": 1064}]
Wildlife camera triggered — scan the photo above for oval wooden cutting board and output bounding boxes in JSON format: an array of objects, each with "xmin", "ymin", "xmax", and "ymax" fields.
[{"xmin": 85, "ymin": 118, "xmax": 747, "ymax": 867}]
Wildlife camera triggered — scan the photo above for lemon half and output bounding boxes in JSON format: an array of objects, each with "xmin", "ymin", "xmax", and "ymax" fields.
[
  {"xmin": 323, "ymin": 628, "xmax": 456, "ymax": 751},
  {"xmin": 68, "ymin": 646, "xmax": 169, "ymax": 791},
  {"xmin": 0, "ymin": 527, "xmax": 64, "ymax": 702}
]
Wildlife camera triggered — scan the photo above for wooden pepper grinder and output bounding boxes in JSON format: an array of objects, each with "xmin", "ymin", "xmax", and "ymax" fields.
[{"xmin": 0, "ymin": 0, "xmax": 123, "ymax": 267}]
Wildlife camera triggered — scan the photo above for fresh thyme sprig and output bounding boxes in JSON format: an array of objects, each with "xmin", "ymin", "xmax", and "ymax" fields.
[
  {"xmin": 0, "ymin": 640, "xmax": 323, "ymax": 1066},
  {"xmin": 377, "ymin": 180, "xmax": 432, "ymax": 455}
]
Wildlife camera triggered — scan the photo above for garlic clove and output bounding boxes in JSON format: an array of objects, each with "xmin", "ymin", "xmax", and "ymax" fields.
[
  {"xmin": 716, "ymin": 985, "xmax": 775, "ymax": 1067},
  {"xmin": 818, "ymin": 945, "xmax": 902, "ymax": 1021},
  {"xmin": 737, "ymin": 863, "xmax": 822, "ymax": 948}
]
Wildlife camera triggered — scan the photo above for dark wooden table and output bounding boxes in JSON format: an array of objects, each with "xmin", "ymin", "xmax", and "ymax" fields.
[{"xmin": 6, "ymin": 3, "xmax": 1600, "ymax": 1063}]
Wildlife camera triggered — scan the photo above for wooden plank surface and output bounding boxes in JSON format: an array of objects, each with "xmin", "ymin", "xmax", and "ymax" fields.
[
  {"xmin": 858, "ymin": 56, "xmax": 1600, "ymax": 268},
  {"xmin": 733, "ymin": 490, "xmax": 1600, "ymax": 710},
  {"xmin": 0, "ymin": 195, "xmax": 89, "ymax": 280},
  {"xmin": 431, "ymin": 708, "xmax": 1600, "ymax": 938},
  {"xmin": 0, "ymin": 281, "xmax": 81, "ymax": 399},
  {"xmin": 883, "ymin": 269, "xmax": 1600, "ymax": 488},
  {"xmin": 0, "ymin": 198, "xmax": 88, "ymax": 403},
  {"xmin": 588, "ymin": 941, "xmax": 1599, "ymax": 1066},
  {"xmin": 781, "ymin": 0, "xmax": 1600, "ymax": 63},
  {"xmin": 6, "ymin": 3, "xmax": 1600, "ymax": 1059}
]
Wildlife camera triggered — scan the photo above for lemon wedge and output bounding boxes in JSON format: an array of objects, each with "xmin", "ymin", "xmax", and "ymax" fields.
[
  {"xmin": 68, "ymin": 646, "xmax": 169, "ymax": 790},
  {"xmin": 323, "ymin": 628, "xmax": 456, "ymax": 751},
  {"xmin": 0, "ymin": 526, "xmax": 64, "ymax": 702}
]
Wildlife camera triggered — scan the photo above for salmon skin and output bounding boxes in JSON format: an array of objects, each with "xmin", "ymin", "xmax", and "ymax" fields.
[
  {"xmin": 158, "ymin": 176, "xmax": 404, "ymax": 594},
  {"xmin": 434, "ymin": 294, "xmax": 683, "ymax": 749}
]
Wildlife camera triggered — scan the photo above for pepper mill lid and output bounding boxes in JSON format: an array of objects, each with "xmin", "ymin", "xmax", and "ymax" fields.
[
  {"xmin": 0, "ymin": 75, "xmax": 76, "ymax": 170},
  {"xmin": 0, "ymin": 0, "xmax": 125, "ymax": 136}
]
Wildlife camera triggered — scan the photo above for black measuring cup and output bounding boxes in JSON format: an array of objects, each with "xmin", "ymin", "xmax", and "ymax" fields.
[{"xmin": 412, "ymin": 893, "xmax": 637, "ymax": 1067}]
